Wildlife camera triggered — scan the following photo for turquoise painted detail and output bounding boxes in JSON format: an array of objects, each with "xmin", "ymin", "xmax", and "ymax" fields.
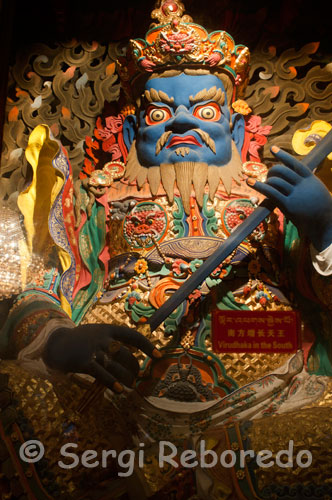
[
  {"xmin": 164, "ymin": 302, "xmax": 187, "ymax": 341},
  {"xmin": 125, "ymin": 293, "xmax": 155, "ymax": 323},
  {"xmin": 216, "ymin": 286, "xmax": 250, "ymax": 311},
  {"xmin": 202, "ymin": 194, "xmax": 218, "ymax": 236},
  {"xmin": 195, "ymin": 319, "xmax": 238, "ymax": 391},
  {"xmin": 173, "ymin": 197, "xmax": 188, "ymax": 238}
]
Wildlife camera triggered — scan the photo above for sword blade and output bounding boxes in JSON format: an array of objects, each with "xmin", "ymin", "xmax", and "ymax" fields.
[{"xmin": 148, "ymin": 129, "xmax": 332, "ymax": 332}]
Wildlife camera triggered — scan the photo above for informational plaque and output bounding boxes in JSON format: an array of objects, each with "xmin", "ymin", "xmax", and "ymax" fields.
[{"xmin": 212, "ymin": 310, "xmax": 300, "ymax": 353}]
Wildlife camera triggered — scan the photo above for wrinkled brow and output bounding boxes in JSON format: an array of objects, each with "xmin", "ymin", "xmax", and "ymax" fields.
[
  {"xmin": 189, "ymin": 86, "xmax": 225, "ymax": 106},
  {"xmin": 143, "ymin": 89, "xmax": 174, "ymax": 105}
]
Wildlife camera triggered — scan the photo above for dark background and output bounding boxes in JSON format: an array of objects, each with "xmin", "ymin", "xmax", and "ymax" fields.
[
  {"xmin": 1, "ymin": 0, "xmax": 331, "ymax": 154},
  {"xmin": 6, "ymin": 0, "xmax": 332, "ymax": 55}
]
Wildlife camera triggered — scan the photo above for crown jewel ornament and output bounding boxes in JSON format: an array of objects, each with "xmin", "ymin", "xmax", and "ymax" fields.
[{"xmin": 117, "ymin": 0, "xmax": 250, "ymax": 103}]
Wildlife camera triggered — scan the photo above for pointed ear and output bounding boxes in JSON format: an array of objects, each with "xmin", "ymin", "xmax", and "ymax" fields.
[
  {"xmin": 231, "ymin": 113, "xmax": 245, "ymax": 155},
  {"xmin": 123, "ymin": 115, "xmax": 137, "ymax": 151}
]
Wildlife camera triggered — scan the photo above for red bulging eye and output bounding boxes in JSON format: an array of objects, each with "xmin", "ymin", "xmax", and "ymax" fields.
[
  {"xmin": 146, "ymin": 106, "xmax": 172, "ymax": 125},
  {"xmin": 193, "ymin": 102, "xmax": 221, "ymax": 121}
]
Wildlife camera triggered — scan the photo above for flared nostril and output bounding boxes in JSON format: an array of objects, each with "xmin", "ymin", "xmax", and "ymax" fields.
[{"xmin": 165, "ymin": 106, "xmax": 198, "ymax": 133}]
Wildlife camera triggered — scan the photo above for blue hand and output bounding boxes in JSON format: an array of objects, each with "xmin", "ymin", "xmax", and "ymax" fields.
[
  {"xmin": 43, "ymin": 323, "xmax": 161, "ymax": 392},
  {"xmin": 248, "ymin": 146, "xmax": 332, "ymax": 252}
]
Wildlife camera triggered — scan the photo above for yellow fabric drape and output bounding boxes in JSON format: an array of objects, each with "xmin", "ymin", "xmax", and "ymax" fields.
[{"xmin": 17, "ymin": 124, "xmax": 72, "ymax": 316}]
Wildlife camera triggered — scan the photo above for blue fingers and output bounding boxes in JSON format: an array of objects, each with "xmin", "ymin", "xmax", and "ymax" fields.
[
  {"xmin": 111, "ymin": 346, "xmax": 140, "ymax": 377},
  {"xmin": 107, "ymin": 325, "xmax": 159, "ymax": 358},
  {"xmin": 267, "ymin": 165, "xmax": 301, "ymax": 185},
  {"xmin": 264, "ymin": 177, "xmax": 294, "ymax": 196},
  {"xmin": 86, "ymin": 323, "xmax": 160, "ymax": 359},
  {"xmin": 271, "ymin": 146, "xmax": 311, "ymax": 177},
  {"xmin": 86, "ymin": 361, "xmax": 123, "ymax": 392},
  {"xmin": 105, "ymin": 359, "xmax": 136, "ymax": 388},
  {"xmin": 94, "ymin": 345, "xmax": 140, "ymax": 388},
  {"xmin": 249, "ymin": 179, "xmax": 288, "ymax": 206},
  {"xmin": 248, "ymin": 146, "xmax": 313, "ymax": 203}
]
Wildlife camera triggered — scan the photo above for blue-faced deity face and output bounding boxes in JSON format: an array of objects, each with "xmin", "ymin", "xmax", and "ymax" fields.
[{"xmin": 132, "ymin": 74, "xmax": 236, "ymax": 166}]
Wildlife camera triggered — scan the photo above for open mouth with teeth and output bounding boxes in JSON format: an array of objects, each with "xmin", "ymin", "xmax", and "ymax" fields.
[{"xmin": 166, "ymin": 135, "xmax": 202, "ymax": 148}]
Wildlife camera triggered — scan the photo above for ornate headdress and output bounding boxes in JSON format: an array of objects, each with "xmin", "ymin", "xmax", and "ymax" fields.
[{"xmin": 117, "ymin": 0, "xmax": 250, "ymax": 104}]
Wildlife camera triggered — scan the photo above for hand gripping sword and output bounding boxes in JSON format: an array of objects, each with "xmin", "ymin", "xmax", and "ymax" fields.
[{"xmin": 148, "ymin": 129, "xmax": 332, "ymax": 332}]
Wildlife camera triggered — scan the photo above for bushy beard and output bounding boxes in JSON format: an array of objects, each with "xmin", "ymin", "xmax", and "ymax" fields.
[{"xmin": 124, "ymin": 140, "xmax": 243, "ymax": 214}]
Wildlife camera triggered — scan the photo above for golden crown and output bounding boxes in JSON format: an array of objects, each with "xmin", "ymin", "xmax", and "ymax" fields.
[{"xmin": 117, "ymin": 0, "xmax": 250, "ymax": 104}]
